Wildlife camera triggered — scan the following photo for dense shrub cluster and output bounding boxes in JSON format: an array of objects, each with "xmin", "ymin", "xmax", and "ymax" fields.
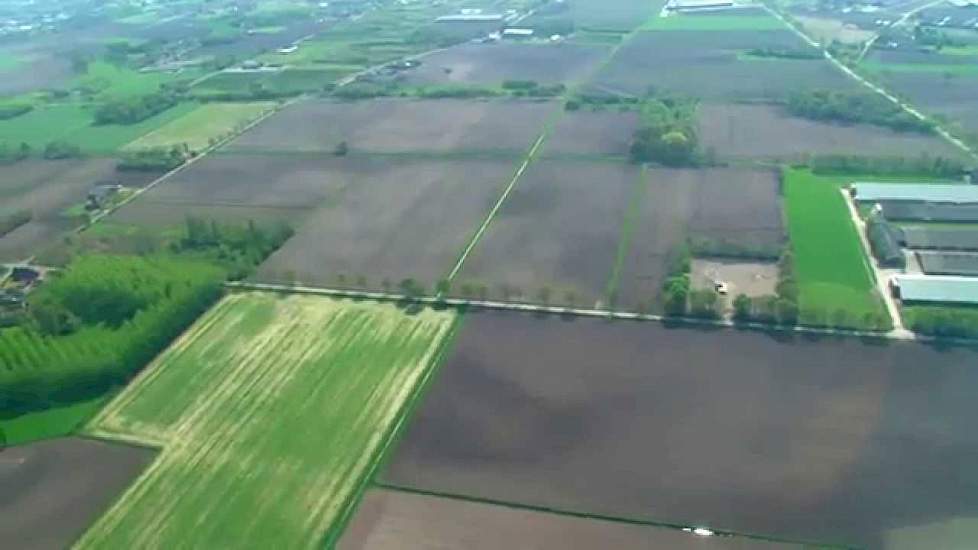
[
  {"xmin": 907, "ymin": 306, "xmax": 978, "ymax": 339},
  {"xmin": 118, "ymin": 146, "xmax": 188, "ymax": 172},
  {"xmin": 0, "ymin": 219, "xmax": 294, "ymax": 413},
  {"xmin": 94, "ymin": 92, "xmax": 179, "ymax": 125},
  {"xmin": 810, "ymin": 154, "xmax": 967, "ymax": 179},
  {"xmin": 786, "ymin": 90, "xmax": 934, "ymax": 134},
  {"xmin": 629, "ymin": 95, "xmax": 700, "ymax": 167}
]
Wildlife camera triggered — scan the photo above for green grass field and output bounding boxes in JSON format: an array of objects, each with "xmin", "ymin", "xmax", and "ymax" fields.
[
  {"xmin": 640, "ymin": 14, "xmax": 785, "ymax": 31},
  {"xmin": 78, "ymin": 292, "xmax": 456, "ymax": 549},
  {"xmin": 0, "ymin": 102, "xmax": 196, "ymax": 153},
  {"xmin": 784, "ymin": 169, "xmax": 889, "ymax": 328},
  {"xmin": 124, "ymin": 102, "xmax": 274, "ymax": 151},
  {"xmin": 1, "ymin": 394, "xmax": 109, "ymax": 446}
]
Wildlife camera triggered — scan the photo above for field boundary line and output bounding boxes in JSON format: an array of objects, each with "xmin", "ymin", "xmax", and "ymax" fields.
[
  {"xmin": 604, "ymin": 164, "xmax": 648, "ymax": 306},
  {"xmin": 320, "ymin": 313, "xmax": 462, "ymax": 548},
  {"xmin": 372, "ymin": 482, "xmax": 849, "ymax": 549},
  {"xmin": 443, "ymin": 129, "xmax": 550, "ymax": 285},
  {"xmin": 763, "ymin": 4, "xmax": 977, "ymax": 162},
  {"xmin": 226, "ymin": 281, "xmax": 978, "ymax": 346}
]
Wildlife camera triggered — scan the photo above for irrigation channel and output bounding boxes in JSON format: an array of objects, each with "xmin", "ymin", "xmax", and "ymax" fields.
[{"xmin": 225, "ymin": 281, "xmax": 978, "ymax": 346}]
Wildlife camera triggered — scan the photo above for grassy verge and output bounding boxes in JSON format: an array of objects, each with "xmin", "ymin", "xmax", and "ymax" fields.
[
  {"xmin": 123, "ymin": 102, "xmax": 275, "ymax": 152},
  {"xmin": 640, "ymin": 14, "xmax": 785, "ymax": 32},
  {"xmin": 1, "ymin": 394, "xmax": 109, "ymax": 446},
  {"xmin": 605, "ymin": 165, "xmax": 648, "ymax": 307}
]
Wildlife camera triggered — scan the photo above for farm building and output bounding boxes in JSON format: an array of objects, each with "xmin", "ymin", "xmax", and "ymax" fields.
[
  {"xmin": 902, "ymin": 226, "xmax": 978, "ymax": 251},
  {"xmin": 502, "ymin": 27, "xmax": 534, "ymax": 39},
  {"xmin": 435, "ymin": 14, "xmax": 505, "ymax": 22},
  {"xmin": 866, "ymin": 213, "xmax": 905, "ymax": 268},
  {"xmin": 851, "ymin": 183, "xmax": 978, "ymax": 204},
  {"xmin": 892, "ymin": 275, "xmax": 978, "ymax": 305},
  {"xmin": 665, "ymin": 0, "xmax": 736, "ymax": 12},
  {"xmin": 851, "ymin": 182, "xmax": 978, "ymax": 222},
  {"xmin": 917, "ymin": 252, "xmax": 978, "ymax": 277}
]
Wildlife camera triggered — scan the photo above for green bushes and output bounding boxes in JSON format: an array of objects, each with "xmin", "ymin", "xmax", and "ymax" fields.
[
  {"xmin": 629, "ymin": 95, "xmax": 700, "ymax": 166},
  {"xmin": 661, "ymin": 247, "xmax": 691, "ymax": 316},
  {"xmin": 0, "ymin": 210, "xmax": 31, "ymax": 237},
  {"xmin": 810, "ymin": 154, "xmax": 967, "ymax": 179},
  {"xmin": 905, "ymin": 306, "xmax": 978, "ymax": 339},
  {"xmin": 117, "ymin": 146, "xmax": 187, "ymax": 172},
  {"xmin": 94, "ymin": 92, "xmax": 179, "ymax": 125},
  {"xmin": 501, "ymin": 80, "xmax": 565, "ymax": 97},
  {"xmin": 786, "ymin": 90, "xmax": 934, "ymax": 134},
  {"xmin": 0, "ymin": 255, "xmax": 225, "ymax": 412},
  {"xmin": 745, "ymin": 47, "xmax": 821, "ymax": 60},
  {"xmin": 42, "ymin": 140, "xmax": 83, "ymax": 160}
]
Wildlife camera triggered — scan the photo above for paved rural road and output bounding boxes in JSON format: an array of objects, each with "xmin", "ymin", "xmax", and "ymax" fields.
[
  {"xmin": 839, "ymin": 188, "xmax": 914, "ymax": 338},
  {"xmin": 224, "ymin": 281, "xmax": 974, "ymax": 344},
  {"xmin": 856, "ymin": 0, "xmax": 947, "ymax": 62},
  {"xmin": 765, "ymin": 5, "xmax": 978, "ymax": 162}
]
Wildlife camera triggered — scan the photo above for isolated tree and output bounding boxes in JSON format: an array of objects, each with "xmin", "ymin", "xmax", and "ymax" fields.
[
  {"xmin": 732, "ymin": 294, "xmax": 751, "ymax": 321},
  {"xmin": 0, "ymin": 425, "xmax": 6, "ymax": 451},
  {"xmin": 334, "ymin": 141, "xmax": 349, "ymax": 156}
]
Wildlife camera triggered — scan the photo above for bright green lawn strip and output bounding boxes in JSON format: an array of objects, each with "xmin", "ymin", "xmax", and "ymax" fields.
[
  {"xmin": 938, "ymin": 45, "xmax": 978, "ymax": 57},
  {"xmin": 78, "ymin": 293, "xmax": 455, "ymax": 549},
  {"xmin": 640, "ymin": 14, "xmax": 784, "ymax": 31},
  {"xmin": 124, "ymin": 102, "xmax": 273, "ymax": 151},
  {"xmin": 605, "ymin": 165, "xmax": 648, "ymax": 306},
  {"xmin": 1, "ymin": 394, "xmax": 109, "ymax": 446},
  {"xmin": 0, "ymin": 102, "xmax": 196, "ymax": 152},
  {"xmin": 784, "ymin": 169, "xmax": 886, "ymax": 325}
]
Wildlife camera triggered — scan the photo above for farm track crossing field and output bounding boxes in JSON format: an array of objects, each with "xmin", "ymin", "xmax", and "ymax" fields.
[
  {"xmin": 254, "ymin": 157, "xmax": 521, "ymax": 291},
  {"xmin": 340, "ymin": 488, "xmax": 794, "ymax": 549},
  {"xmin": 226, "ymin": 98, "xmax": 557, "ymax": 156},
  {"xmin": 123, "ymin": 102, "xmax": 275, "ymax": 152},
  {"xmin": 0, "ymin": 159, "xmax": 160, "ymax": 262},
  {"xmin": 0, "ymin": 437, "xmax": 155, "ymax": 550},
  {"xmin": 616, "ymin": 167, "xmax": 784, "ymax": 312},
  {"xmin": 589, "ymin": 30, "xmax": 857, "ymax": 101},
  {"xmin": 455, "ymin": 159, "xmax": 641, "ymax": 308},
  {"xmin": 398, "ymin": 43, "xmax": 610, "ymax": 86},
  {"xmin": 78, "ymin": 292, "xmax": 456, "ymax": 549},
  {"xmin": 698, "ymin": 103, "xmax": 968, "ymax": 162},
  {"xmin": 382, "ymin": 311, "xmax": 978, "ymax": 549}
]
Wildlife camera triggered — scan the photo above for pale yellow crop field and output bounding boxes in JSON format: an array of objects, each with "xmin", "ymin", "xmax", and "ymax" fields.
[{"xmin": 78, "ymin": 291, "xmax": 456, "ymax": 549}]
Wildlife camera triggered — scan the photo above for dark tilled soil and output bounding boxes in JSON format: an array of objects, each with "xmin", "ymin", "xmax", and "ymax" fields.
[
  {"xmin": 616, "ymin": 167, "xmax": 784, "ymax": 311},
  {"xmin": 339, "ymin": 488, "xmax": 796, "ymax": 549},
  {"xmin": 455, "ymin": 159, "xmax": 641, "ymax": 308},
  {"xmin": 400, "ymin": 43, "xmax": 610, "ymax": 86},
  {"xmin": 254, "ymin": 157, "xmax": 521, "ymax": 290},
  {"xmin": 698, "ymin": 103, "xmax": 968, "ymax": 162},
  {"xmin": 0, "ymin": 159, "xmax": 160, "ymax": 262},
  {"xmin": 589, "ymin": 30, "xmax": 856, "ymax": 101},
  {"xmin": 382, "ymin": 312, "xmax": 978, "ymax": 548},
  {"xmin": 543, "ymin": 110, "xmax": 641, "ymax": 158},
  {"xmin": 227, "ymin": 98, "xmax": 556, "ymax": 156},
  {"xmin": 0, "ymin": 437, "xmax": 156, "ymax": 550}
]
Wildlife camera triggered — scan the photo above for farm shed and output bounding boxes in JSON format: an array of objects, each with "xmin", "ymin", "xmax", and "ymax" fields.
[
  {"xmin": 903, "ymin": 226, "xmax": 978, "ymax": 251},
  {"xmin": 892, "ymin": 274, "xmax": 978, "ymax": 305},
  {"xmin": 866, "ymin": 215, "xmax": 905, "ymax": 268},
  {"xmin": 851, "ymin": 183, "xmax": 978, "ymax": 205},
  {"xmin": 917, "ymin": 252, "xmax": 978, "ymax": 277},
  {"xmin": 876, "ymin": 202, "xmax": 978, "ymax": 223}
]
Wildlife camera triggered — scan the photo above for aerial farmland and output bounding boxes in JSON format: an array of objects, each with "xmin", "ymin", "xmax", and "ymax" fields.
[{"xmin": 2, "ymin": 0, "xmax": 978, "ymax": 548}]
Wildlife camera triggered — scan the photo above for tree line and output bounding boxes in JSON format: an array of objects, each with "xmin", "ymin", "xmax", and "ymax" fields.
[
  {"xmin": 94, "ymin": 91, "xmax": 179, "ymax": 125},
  {"xmin": 629, "ymin": 94, "xmax": 701, "ymax": 167},
  {"xmin": 786, "ymin": 90, "xmax": 935, "ymax": 134},
  {"xmin": 0, "ymin": 218, "xmax": 295, "ymax": 414}
]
